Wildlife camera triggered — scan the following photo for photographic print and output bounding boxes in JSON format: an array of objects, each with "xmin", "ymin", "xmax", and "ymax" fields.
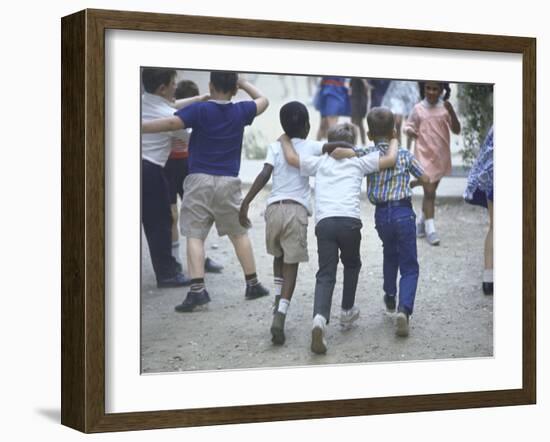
[
  {"xmin": 62, "ymin": 9, "xmax": 534, "ymax": 432},
  {"xmin": 140, "ymin": 69, "xmax": 494, "ymax": 373}
]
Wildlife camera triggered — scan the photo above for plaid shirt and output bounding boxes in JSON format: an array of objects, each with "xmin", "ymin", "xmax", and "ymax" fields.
[{"xmin": 361, "ymin": 142, "xmax": 424, "ymax": 204}]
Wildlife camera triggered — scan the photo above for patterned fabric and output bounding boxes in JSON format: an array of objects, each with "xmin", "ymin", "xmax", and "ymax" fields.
[
  {"xmin": 464, "ymin": 126, "xmax": 494, "ymax": 204},
  {"xmin": 364, "ymin": 142, "xmax": 424, "ymax": 204}
]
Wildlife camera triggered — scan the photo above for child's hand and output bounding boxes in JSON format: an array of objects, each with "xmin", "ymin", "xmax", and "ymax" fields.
[
  {"xmin": 239, "ymin": 203, "xmax": 252, "ymax": 228},
  {"xmin": 199, "ymin": 93, "xmax": 210, "ymax": 101},
  {"xmin": 407, "ymin": 128, "xmax": 418, "ymax": 139},
  {"xmin": 237, "ymin": 77, "xmax": 248, "ymax": 89},
  {"xmin": 330, "ymin": 147, "xmax": 356, "ymax": 160}
]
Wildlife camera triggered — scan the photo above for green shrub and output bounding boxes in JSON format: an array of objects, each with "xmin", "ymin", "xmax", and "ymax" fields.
[{"xmin": 457, "ymin": 84, "xmax": 493, "ymax": 166}]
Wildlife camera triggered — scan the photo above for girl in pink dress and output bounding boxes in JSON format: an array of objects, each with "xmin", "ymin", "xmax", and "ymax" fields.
[{"xmin": 405, "ymin": 81, "xmax": 461, "ymax": 245}]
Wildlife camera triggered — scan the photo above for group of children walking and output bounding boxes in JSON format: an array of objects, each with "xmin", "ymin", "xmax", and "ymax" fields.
[{"xmin": 141, "ymin": 69, "xmax": 461, "ymax": 355}]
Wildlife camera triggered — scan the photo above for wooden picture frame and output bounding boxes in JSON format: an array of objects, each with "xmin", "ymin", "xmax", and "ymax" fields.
[{"xmin": 61, "ymin": 8, "xmax": 536, "ymax": 433}]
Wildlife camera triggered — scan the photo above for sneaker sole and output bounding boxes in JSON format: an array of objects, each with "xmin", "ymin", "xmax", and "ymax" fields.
[
  {"xmin": 396, "ymin": 313, "xmax": 409, "ymax": 337},
  {"xmin": 311, "ymin": 326, "xmax": 327, "ymax": 354}
]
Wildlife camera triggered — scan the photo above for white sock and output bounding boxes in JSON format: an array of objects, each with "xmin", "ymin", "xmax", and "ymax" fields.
[
  {"xmin": 278, "ymin": 298, "xmax": 290, "ymax": 315},
  {"xmin": 425, "ymin": 218, "xmax": 436, "ymax": 235},
  {"xmin": 313, "ymin": 314, "xmax": 327, "ymax": 326},
  {"xmin": 171, "ymin": 240, "xmax": 182, "ymax": 264},
  {"xmin": 417, "ymin": 212, "xmax": 424, "ymax": 224},
  {"xmin": 483, "ymin": 269, "xmax": 493, "ymax": 283},
  {"xmin": 274, "ymin": 277, "xmax": 284, "ymax": 297}
]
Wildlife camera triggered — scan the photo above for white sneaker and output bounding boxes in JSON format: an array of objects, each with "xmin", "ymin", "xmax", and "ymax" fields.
[
  {"xmin": 311, "ymin": 314, "xmax": 327, "ymax": 354},
  {"xmin": 340, "ymin": 305, "xmax": 360, "ymax": 329},
  {"xmin": 396, "ymin": 311, "xmax": 410, "ymax": 337}
]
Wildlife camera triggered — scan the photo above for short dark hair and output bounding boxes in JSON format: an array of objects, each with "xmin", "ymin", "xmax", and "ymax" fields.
[
  {"xmin": 141, "ymin": 68, "xmax": 177, "ymax": 94},
  {"xmin": 367, "ymin": 107, "xmax": 395, "ymax": 138},
  {"xmin": 418, "ymin": 81, "xmax": 451, "ymax": 100},
  {"xmin": 327, "ymin": 123, "xmax": 357, "ymax": 145},
  {"xmin": 279, "ymin": 101, "xmax": 310, "ymax": 138},
  {"xmin": 175, "ymin": 80, "xmax": 200, "ymax": 99},
  {"xmin": 210, "ymin": 71, "xmax": 238, "ymax": 93}
]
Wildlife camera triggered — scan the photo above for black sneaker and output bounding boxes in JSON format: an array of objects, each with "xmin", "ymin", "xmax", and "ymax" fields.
[
  {"xmin": 157, "ymin": 272, "xmax": 192, "ymax": 288},
  {"xmin": 270, "ymin": 311, "xmax": 286, "ymax": 345},
  {"xmin": 174, "ymin": 289, "xmax": 211, "ymax": 313},
  {"xmin": 204, "ymin": 257, "xmax": 224, "ymax": 273},
  {"xmin": 384, "ymin": 294, "xmax": 396, "ymax": 312},
  {"xmin": 245, "ymin": 282, "xmax": 270, "ymax": 300},
  {"xmin": 482, "ymin": 282, "xmax": 493, "ymax": 295}
]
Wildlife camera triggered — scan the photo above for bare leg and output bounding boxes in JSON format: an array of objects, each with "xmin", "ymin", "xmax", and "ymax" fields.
[
  {"xmin": 186, "ymin": 237, "xmax": 206, "ymax": 279},
  {"xmin": 422, "ymin": 181, "xmax": 440, "ymax": 220},
  {"xmin": 317, "ymin": 116, "xmax": 339, "ymax": 140},
  {"xmin": 273, "ymin": 256, "xmax": 283, "ymax": 279},
  {"xmin": 485, "ymin": 200, "xmax": 493, "ymax": 270},
  {"xmin": 281, "ymin": 263, "xmax": 299, "ymax": 301},
  {"xmin": 228, "ymin": 233, "xmax": 256, "ymax": 275},
  {"xmin": 317, "ymin": 117, "xmax": 329, "ymax": 140}
]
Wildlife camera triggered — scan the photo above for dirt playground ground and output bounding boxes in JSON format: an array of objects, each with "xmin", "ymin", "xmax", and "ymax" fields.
[{"xmin": 141, "ymin": 189, "xmax": 493, "ymax": 373}]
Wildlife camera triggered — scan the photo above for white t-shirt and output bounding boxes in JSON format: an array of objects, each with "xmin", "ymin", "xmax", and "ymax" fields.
[
  {"xmin": 300, "ymin": 152, "xmax": 380, "ymax": 224},
  {"xmin": 141, "ymin": 92, "xmax": 189, "ymax": 166},
  {"xmin": 265, "ymin": 138, "xmax": 323, "ymax": 215}
]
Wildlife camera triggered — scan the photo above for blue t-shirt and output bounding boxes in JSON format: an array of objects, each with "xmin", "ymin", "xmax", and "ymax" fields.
[{"xmin": 175, "ymin": 100, "xmax": 257, "ymax": 177}]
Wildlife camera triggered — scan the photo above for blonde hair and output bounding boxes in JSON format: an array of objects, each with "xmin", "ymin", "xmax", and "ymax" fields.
[{"xmin": 327, "ymin": 122, "xmax": 358, "ymax": 145}]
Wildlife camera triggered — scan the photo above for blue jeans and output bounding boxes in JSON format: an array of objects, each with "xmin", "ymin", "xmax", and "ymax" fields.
[
  {"xmin": 313, "ymin": 217, "xmax": 362, "ymax": 323},
  {"xmin": 374, "ymin": 205, "xmax": 419, "ymax": 315}
]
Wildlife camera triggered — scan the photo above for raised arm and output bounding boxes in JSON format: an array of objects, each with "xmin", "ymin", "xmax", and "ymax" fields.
[
  {"xmin": 279, "ymin": 134, "xmax": 300, "ymax": 168},
  {"xmin": 238, "ymin": 78, "xmax": 269, "ymax": 116},
  {"xmin": 173, "ymin": 93, "xmax": 209, "ymax": 110},
  {"xmin": 239, "ymin": 164, "xmax": 274, "ymax": 228},
  {"xmin": 142, "ymin": 116, "xmax": 184, "ymax": 133},
  {"xmin": 443, "ymin": 100, "xmax": 461, "ymax": 135},
  {"xmin": 378, "ymin": 135, "xmax": 399, "ymax": 170}
]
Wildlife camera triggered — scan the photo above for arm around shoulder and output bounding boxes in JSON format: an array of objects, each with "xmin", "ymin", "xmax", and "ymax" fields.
[
  {"xmin": 279, "ymin": 134, "xmax": 300, "ymax": 168},
  {"xmin": 142, "ymin": 116, "xmax": 184, "ymax": 133},
  {"xmin": 378, "ymin": 136, "xmax": 399, "ymax": 170}
]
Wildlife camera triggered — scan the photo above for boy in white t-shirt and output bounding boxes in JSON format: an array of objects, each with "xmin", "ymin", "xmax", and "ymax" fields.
[
  {"xmin": 240, "ymin": 102, "xmax": 354, "ymax": 345},
  {"xmin": 280, "ymin": 123, "xmax": 398, "ymax": 354}
]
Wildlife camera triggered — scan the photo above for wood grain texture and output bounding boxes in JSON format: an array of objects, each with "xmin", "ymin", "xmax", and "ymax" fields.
[
  {"xmin": 61, "ymin": 10, "xmax": 87, "ymax": 432},
  {"xmin": 60, "ymin": 8, "xmax": 537, "ymax": 433}
]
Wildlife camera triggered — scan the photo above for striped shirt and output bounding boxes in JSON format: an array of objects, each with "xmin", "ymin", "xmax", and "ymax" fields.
[{"xmin": 363, "ymin": 142, "xmax": 424, "ymax": 204}]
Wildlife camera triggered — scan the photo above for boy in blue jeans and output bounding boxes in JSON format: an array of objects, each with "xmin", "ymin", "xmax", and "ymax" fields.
[
  {"xmin": 364, "ymin": 107, "xmax": 428, "ymax": 337},
  {"xmin": 280, "ymin": 123, "xmax": 398, "ymax": 354}
]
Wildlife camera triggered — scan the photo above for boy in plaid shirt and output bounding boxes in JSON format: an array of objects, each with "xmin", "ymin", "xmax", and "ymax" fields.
[{"xmin": 363, "ymin": 107, "xmax": 427, "ymax": 337}]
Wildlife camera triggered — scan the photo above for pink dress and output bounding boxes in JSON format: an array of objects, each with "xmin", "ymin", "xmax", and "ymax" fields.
[{"xmin": 405, "ymin": 99, "xmax": 452, "ymax": 182}]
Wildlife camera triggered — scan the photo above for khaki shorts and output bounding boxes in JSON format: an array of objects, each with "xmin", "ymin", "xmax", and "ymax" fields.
[
  {"xmin": 180, "ymin": 173, "xmax": 248, "ymax": 239},
  {"xmin": 265, "ymin": 202, "xmax": 309, "ymax": 264}
]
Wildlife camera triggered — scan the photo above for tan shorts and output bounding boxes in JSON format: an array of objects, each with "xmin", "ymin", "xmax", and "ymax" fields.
[
  {"xmin": 180, "ymin": 173, "xmax": 248, "ymax": 240},
  {"xmin": 265, "ymin": 202, "xmax": 309, "ymax": 264}
]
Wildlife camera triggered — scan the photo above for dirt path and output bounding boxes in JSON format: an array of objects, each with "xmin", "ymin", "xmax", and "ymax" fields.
[{"xmin": 141, "ymin": 190, "xmax": 493, "ymax": 373}]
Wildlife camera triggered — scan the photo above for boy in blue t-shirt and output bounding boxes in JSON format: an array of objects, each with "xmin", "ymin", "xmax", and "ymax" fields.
[
  {"xmin": 363, "ymin": 107, "xmax": 428, "ymax": 337},
  {"xmin": 142, "ymin": 72, "xmax": 270, "ymax": 312}
]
